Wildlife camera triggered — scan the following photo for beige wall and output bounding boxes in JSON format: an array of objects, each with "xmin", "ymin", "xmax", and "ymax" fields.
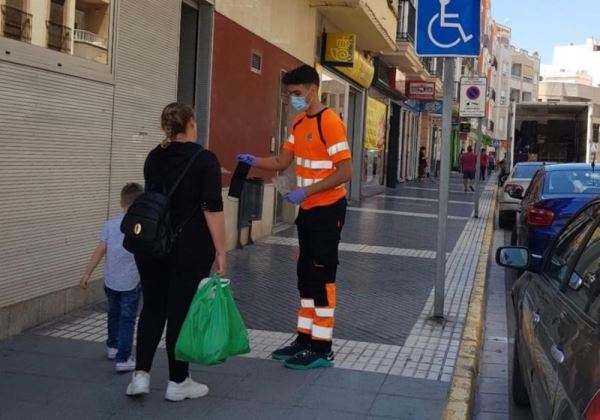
[{"xmin": 215, "ymin": 0, "xmax": 317, "ymax": 64}]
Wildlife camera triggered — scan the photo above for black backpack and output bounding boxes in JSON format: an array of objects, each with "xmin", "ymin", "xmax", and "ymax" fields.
[{"xmin": 121, "ymin": 148, "xmax": 203, "ymax": 257}]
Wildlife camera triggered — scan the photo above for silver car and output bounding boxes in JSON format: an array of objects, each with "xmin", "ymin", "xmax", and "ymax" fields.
[{"xmin": 498, "ymin": 162, "xmax": 550, "ymax": 228}]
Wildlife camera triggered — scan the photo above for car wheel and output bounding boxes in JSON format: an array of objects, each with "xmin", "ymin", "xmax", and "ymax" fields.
[
  {"xmin": 499, "ymin": 211, "xmax": 513, "ymax": 229},
  {"xmin": 512, "ymin": 337, "xmax": 531, "ymax": 407}
]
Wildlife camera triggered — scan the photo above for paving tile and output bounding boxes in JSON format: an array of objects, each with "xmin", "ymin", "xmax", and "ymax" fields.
[
  {"xmin": 478, "ymin": 377, "xmax": 509, "ymax": 395},
  {"xmin": 478, "ymin": 393, "xmax": 510, "ymax": 413},
  {"xmin": 369, "ymin": 394, "xmax": 444, "ymax": 419},
  {"xmin": 298, "ymin": 386, "xmax": 377, "ymax": 415}
]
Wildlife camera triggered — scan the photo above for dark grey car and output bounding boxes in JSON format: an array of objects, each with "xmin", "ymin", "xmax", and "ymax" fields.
[{"xmin": 497, "ymin": 198, "xmax": 600, "ymax": 419}]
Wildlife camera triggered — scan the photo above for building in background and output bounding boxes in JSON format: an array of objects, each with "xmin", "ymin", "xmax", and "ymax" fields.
[
  {"xmin": 541, "ymin": 38, "xmax": 600, "ymax": 87},
  {"xmin": 509, "ymin": 46, "xmax": 540, "ymax": 103},
  {"xmin": 488, "ymin": 21, "xmax": 512, "ymax": 158}
]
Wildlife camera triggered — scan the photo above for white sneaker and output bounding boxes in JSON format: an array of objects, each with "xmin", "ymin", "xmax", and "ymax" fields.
[
  {"xmin": 116, "ymin": 357, "xmax": 136, "ymax": 372},
  {"xmin": 165, "ymin": 377, "xmax": 209, "ymax": 402},
  {"xmin": 106, "ymin": 347, "xmax": 118, "ymax": 360},
  {"xmin": 126, "ymin": 371, "xmax": 150, "ymax": 396}
]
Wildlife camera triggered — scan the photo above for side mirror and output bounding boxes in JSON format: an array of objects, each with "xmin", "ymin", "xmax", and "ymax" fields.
[{"xmin": 496, "ymin": 246, "xmax": 531, "ymax": 270}]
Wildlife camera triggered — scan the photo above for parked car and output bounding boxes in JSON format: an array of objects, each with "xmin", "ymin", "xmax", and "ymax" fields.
[
  {"xmin": 496, "ymin": 198, "xmax": 600, "ymax": 419},
  {"xmin": 512, "ymin": 163, "xmax": 600, "ymax": 261},
  {"xmin": 499, "ymin": 161, "xmax": 551, "ymax": 229}
]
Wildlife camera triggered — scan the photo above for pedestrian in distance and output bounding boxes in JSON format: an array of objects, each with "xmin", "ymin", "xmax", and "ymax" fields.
[
  {"xmin": 461, "ymin": 145, "xmax": 477, "ymax": 192},
  {"xmin": 458, "ymin": 148, "xmax": 465, "ymax": 173},
  {"xmin": 237, "ymin": 64, "xmax": 352, "ymax": 370},
  {"xmin": 80, "ymin": 182, "xmax": 144, "ymax": 373},
  {"xmin": 480, "ymin": 148, "xmax": 489, "ymax": 181},
  {"xmin": 125, "ymin": 103, "xmax": 227, "ymax": 401},
  {"xmin": 418, "ymin": 146, "xmax": 428, "ymax": 183},
  {"xmin": 487, "ymin": 152, "xmax": 495, "ymax": 176}
]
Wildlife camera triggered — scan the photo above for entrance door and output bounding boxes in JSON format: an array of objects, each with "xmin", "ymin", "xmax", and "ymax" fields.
[
  {"xmin": 274, "ymin": 73, "xmax": 295, "ymax": 225},
  {"xmin": 177, "ymin": 1, "xmax": 199, "ymax": 107},
  {"xmin": 386, "ymin": 104, "xmax": 401, "ymax": 188}
]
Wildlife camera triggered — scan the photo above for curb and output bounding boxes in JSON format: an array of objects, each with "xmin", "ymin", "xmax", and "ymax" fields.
[{"xmin": 442, "ymin": 187, "xmax": 497, "ymax": 420}]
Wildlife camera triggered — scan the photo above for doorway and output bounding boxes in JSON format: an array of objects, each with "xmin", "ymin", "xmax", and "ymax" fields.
[{"xmin": 273, "ymin": 71, "xmax": 296, "ymax": 225}]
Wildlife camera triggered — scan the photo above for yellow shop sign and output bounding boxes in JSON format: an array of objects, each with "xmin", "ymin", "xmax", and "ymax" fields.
[
  {"xmin": 336, "ymin": 51, "xmax": 375, "ymax": 89},
  {"xmin": 322, "ymin": 33, "xmax": 356, "ymax": 67}
]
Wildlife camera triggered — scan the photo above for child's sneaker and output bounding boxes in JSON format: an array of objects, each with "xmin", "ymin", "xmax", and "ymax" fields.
[
  {"xmin": 165, "ymin": 377, "xmax": 209, "ymax": 402},
  {"xmin": 116, "ymin": 357, "xmax": 136, "ymax": 372},
  {"xmin": 126, "ymin": 371, "xmax": 150, "ymax": 396},
  {"xmin": 106, "ymin": 347, "xmax": 118, "ymax": 360}
]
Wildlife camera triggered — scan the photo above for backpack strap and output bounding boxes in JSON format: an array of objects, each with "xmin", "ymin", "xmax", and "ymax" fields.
[
  {"xmin": 316, "ymin": 108, "xmax": 328, "ymax": 146},
  {"xmin": 166, "ymin": 147, "xmax": 204, "ymax": 200}
]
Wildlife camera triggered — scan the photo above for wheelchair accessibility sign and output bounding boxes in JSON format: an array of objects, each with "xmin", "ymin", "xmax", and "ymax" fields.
[{"xmin": 416, "ymin": 0, "xmax": 481, "ymax": 57}]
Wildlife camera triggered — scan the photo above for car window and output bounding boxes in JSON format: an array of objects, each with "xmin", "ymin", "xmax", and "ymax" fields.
[
  {"xmin": 544, "ymin": 209, "xmax": 596, "ymax": 285},
  {"xmin": 566, "ymin": 225, "xmax": 600, "ymax": 313},
  {"xmin": 544, "ymin": 170, "xmax": 600, "ymax": 195},
  {"xmin": 524, "ymin": 170, "xmax": 543, "ymax": 199},
  {"xmin": 513, "ymin": 165, "xmax": 542, "ymax": 179}
]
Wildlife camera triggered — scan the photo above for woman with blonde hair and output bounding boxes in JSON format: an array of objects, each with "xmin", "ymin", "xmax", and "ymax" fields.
[{"xmin": 126, "ymin": 103, "xmax": 226, "ymax": 401}]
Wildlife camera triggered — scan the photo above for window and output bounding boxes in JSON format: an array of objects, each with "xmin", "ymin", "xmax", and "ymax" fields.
[
  {"xmin": 567, "ymin": 221, "xmax": 600, "ymax": 313},
  {"xmin": 499, "ymin": 117, "xmax": 505, "ymax": 131},
  {"xmin": 1, "ymin": 0, "xmax": 112, "ymax": 65},
  {"xmin": 500, "ymin": 90, "xmax": 506, "ymax": 105},
  {"xmin": 544, "ymin": 210, "xmax": 596, "ymax": 285},
  {"xmin": 73, "ymin": 0, "xmax": 111, "ymax": 64},
  {"xmin": 513, "ymin": 164, "xmax": 542, "ymax": 179},
  {"xmin": 511, "ymin": 63, "xmax": 522, "ymax": 78},
  {"xmin": 1, "ymin": 0, "xmax": 32, "ymax": 43},
  {"xmin": 522, "ymin": 92, "xmax": 532, "ymax": 102}
]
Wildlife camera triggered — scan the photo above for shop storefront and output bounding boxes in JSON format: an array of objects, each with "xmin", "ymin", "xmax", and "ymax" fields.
[{"xmin": 318, "ymin": 32, "xmax": 374, "ymax": 201}]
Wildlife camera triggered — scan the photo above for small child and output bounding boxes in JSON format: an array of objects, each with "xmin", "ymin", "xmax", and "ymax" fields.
[{"xmin": 80, "ymin": 183, "xmax": 144, "ymax": 372}]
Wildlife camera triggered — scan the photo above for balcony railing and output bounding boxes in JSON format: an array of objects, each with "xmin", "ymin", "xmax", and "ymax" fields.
[
  {"xmin": 397, "ymin": 0, "xmax": 415, "ymax": 43},
  {"xmin": 47, "ymin": 21, "xmax": 72, "ymax": 53},
  {"xmin": 1, "ymin": 5, "xmax": 32, "ymax": 43},
  {"xmin": 73, "ymin": 29, "xmax": 108, "ymax": 49}
]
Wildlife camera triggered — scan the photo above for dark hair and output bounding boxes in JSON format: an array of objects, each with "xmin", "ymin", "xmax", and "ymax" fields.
[
  {"xmin": 121, "ymin": 183, "xmax": 143, "ymax": 206},
  {"xmin": 282, "ymin": 65, "xmax": 320, "ymax": 87},
  {"xmin": 160, "ymin": 103, "xmax": 195, "ymax": 147},
  {"xmin": 467, "ymin": 146, "xmax": 473, "ymax": 152}
]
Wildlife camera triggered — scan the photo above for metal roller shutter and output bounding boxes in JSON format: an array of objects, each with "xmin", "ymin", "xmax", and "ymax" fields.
[{"xmin": 0, "ymin": 61, "xmax": 114, "ymax": 308}]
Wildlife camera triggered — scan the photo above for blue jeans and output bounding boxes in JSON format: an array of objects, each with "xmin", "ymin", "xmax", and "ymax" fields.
[{"xmin": 105, "ymin": 286, "xmax": 140, "ymax": 363}]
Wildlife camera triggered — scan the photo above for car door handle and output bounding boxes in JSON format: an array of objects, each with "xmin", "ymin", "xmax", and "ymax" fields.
[
  {"xmin": 533, "ymin": 312, "xmax": 541, "ymax": 324},
  {"xmin": 551, "ymin": 345, "xmax": 565, "ymax": 364}
]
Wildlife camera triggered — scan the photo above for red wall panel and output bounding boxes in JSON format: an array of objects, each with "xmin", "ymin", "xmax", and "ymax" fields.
[{"xmin": 210, "ymin": 14, "xmax": 304, "ymax": 186}]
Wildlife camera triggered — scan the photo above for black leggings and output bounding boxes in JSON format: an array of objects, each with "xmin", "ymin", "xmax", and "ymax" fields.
[{"xmin": 134, "ymin": 252, "xmax": 213, "ymax": 382}]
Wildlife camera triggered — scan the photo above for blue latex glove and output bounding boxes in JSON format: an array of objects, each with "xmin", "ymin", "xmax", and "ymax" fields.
[
  {"xmin": 284, "ymin": 188, "xmax": 307, "ymax": 205},
  {"xmin": 237, "ymin": 154, "xmax": 257, "ymax": 167}
]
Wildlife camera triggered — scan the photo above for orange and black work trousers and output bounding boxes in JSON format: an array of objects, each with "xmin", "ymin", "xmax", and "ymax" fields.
[{"xmin": 295, "ymin": 198, "xmax": 346, "ymax": 353}]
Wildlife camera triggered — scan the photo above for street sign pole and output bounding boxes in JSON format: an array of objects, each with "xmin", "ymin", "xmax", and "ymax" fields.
[
  {"xmin": 434, "ymin": 57, "xmax": 455, "ymax": 318},
  {"xmin": 474, "ymin": 118, "xmax": 482, "ymax": 218},
  {"xmin": 416, "ymin": 0, "xmax": 482, "ymax": 319}
]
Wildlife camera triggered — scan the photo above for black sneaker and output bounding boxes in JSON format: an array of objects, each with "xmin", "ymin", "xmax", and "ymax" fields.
[
  {"xmin": 284, "ymin": 350, "xmax": 334, "ymax": 370},
  {"xmin": 271, "ymin": 340, "xmax": 310, "ymax": 361}
]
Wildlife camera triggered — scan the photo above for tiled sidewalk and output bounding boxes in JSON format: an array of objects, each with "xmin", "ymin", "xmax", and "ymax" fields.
[
  {"xmin": 1, "ymin": 175, "xmax": 497, "ymax": 419},
  {"xmin": 32, "ymin": 177, "xmax": 495, "ymax": 383}
]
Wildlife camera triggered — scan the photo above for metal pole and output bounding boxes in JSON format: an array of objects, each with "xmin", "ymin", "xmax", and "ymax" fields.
[
  {"xmin": 434, "ymin": 57, "xmax": 455, "ymax": 318},
  {"xmin": 474, "ymin": 118, "xmax": 482, "ymax": 217}
]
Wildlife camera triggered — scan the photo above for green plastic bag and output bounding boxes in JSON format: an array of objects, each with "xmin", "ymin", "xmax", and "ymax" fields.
[{"xmin": 175, "ymin": 275, "xmax": 250, "ymax": 365}]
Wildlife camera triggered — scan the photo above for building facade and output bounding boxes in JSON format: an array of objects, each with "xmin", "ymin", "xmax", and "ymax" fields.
[
  {"xmin": 509, "ymin": 46, "xmax": 540, "ymax": 103},
  {"xmin": 542, "ymin": 38, "xmax": 600, "ymax": 87},
  {"xmin": 0, "ymin": 0, "xmax": 199, "ymax": 336}
]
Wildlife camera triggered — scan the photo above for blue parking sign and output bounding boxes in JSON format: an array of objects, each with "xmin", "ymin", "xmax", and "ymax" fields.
[{"xmin": 416, "ymin": 0, "xmax": 481, "ymax": 57}]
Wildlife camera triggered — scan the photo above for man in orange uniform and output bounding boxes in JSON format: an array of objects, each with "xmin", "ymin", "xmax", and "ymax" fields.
[{"xmin": 237, "ymin": 65, "xmax": 352, "ymax": 369}]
